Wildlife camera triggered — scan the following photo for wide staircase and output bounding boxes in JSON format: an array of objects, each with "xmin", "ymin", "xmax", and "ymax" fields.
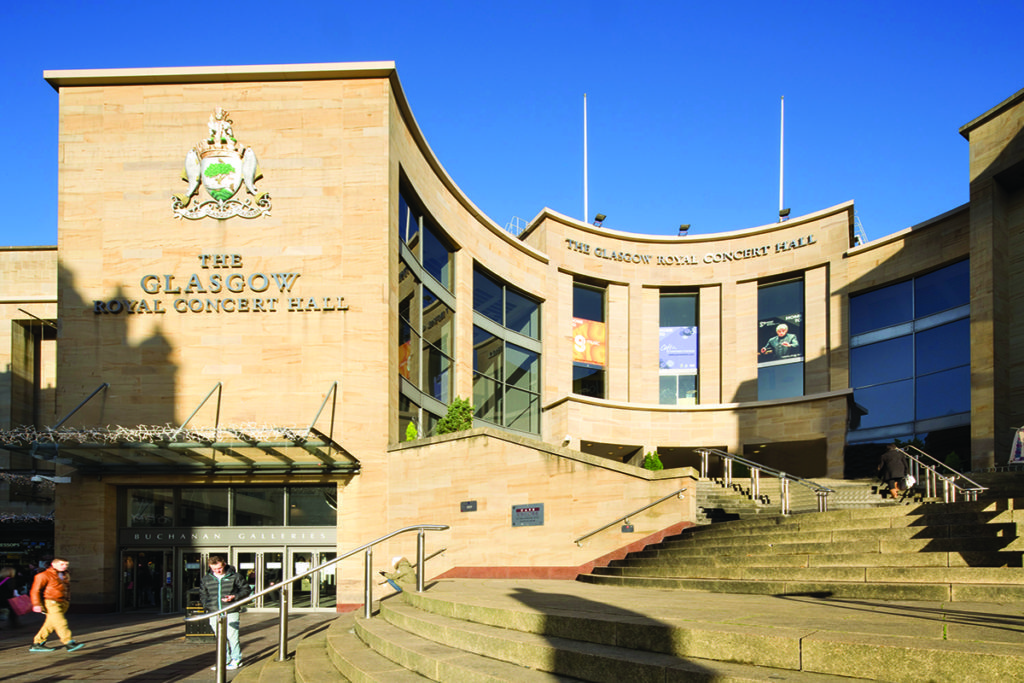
[{"xmin": 236, "ymin": 498, "xmax": 1024, "ymax": 682}]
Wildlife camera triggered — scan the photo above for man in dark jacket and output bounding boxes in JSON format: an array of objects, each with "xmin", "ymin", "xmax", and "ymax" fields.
[
  {"xmin": 29, "ymin": 557, "xmax": 85, "ymax": 652},
  {"xmin": 878, "ymin": 444, "xmax": 908, "ymax": 500},
  {"xmin": 199, "ymin": 556, "xmax": 250, "ymax": 669}
]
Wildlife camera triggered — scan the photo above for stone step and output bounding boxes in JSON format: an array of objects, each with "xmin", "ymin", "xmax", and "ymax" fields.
[
  {"xmin": 592, "ymin": 563, "xmax": 1024, "ymax": 585},
  {"xmin": 635, "ymin": 535, "xmax": 1019, "ymax": 558},
  {"xmin": 404, "ymin": 579, "xmax": 1024, "ymax": 681},
  {"xmin": 295, "ymin": 632, "xmax": 346, "ymax": 683},
  {"xmin": 326, "ymin": 614, "xmax": 430, "ymax": 682},
  {"xmin": 378, "ymin": 597, "xmax": 847, "ymax": 682},
  {"xmin": 611, "ymin": 549, "xmax": 1023, "ymax": 568},
  {"xmin": 578, "ymin": 572, "xmax": 1024, "ymax": 603}
]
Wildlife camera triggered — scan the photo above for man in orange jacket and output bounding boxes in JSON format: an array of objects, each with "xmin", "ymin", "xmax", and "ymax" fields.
[{"xmin": 29, "ymin": 557, "xmax": 85, "ymax": 652}]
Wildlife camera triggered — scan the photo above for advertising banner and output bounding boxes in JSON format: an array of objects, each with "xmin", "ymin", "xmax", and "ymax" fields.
[
  {"xmin": 758, "ymin": 314, "xmax": 803, "ymax": 364},
  {"xmin": 659, "ymin": 326, "xmax": 698, "ymax": 371},
  {"xmin": 572, "ymin": 318, "xmax": 606, "ymax": 367}
]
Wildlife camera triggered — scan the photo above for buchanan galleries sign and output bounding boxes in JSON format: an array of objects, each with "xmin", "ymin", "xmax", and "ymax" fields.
[{"xmin": 93, "ymin": 253, "xmax": 347, "ymax": 315}]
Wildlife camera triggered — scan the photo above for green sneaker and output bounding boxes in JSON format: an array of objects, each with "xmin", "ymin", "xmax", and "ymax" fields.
[
  {"xmin": 30, "ymin": 643, "xmax": 57, "ymax": 652},
  {"xmin": 66, "ymin": 641, "xmax": 86, "ymax": 652}
]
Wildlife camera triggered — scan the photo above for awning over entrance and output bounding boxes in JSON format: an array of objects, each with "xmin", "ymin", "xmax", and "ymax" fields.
[
  {"xmin": 0, "ymin": 425, "xmax": 360, "ymax": 475},
  {"xmin": 0, "ymin": 382, "xmax": 360, "ymax": 476}
]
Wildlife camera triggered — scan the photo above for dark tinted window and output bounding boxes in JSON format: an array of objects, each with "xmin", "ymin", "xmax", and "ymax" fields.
[
  {"xmin": 850, "ymin": 281, "xmax": 912, "ymax": 335},
  {"xmin": 915, "ymin": 319, "xmax": 969, "ymax": 376},
  {"xmin": 850, "ymin": 336, "xmax": 913, "ymax": 388},
  {"xmin": 573, "ymin": 284, "xmax": 604, "ymax": 321},
  {"xmin": 915, "ymin": 260, "xmax": 969, "ymax": 318}
]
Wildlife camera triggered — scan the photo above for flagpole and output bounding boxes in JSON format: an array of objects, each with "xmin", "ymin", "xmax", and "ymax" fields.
[
  {"xmin": 583, "ymin": 93, "xmax": 589, "ymax": 223},
  {"xmin": 779, "ymin": 95, "xmax": 785, "ymax": 220}
]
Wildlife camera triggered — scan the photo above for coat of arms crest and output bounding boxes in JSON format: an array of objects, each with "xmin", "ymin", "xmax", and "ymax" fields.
[{"xmin": 172, "ymin": 108, "xmax": 272, "ymax": 219}]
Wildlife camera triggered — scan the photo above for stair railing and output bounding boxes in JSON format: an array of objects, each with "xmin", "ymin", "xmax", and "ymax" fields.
[
  {"xmin": 898, "ymin": 446, "xmax": 986, "ymax": 502},
  {"xmin": 573, "ymin": 488, "xmax": 687, "ymax": 546},
  {"xmin": 696, "ymin": 448, "xmax": 834, "ymax": 515},
  {"xmin": 185, "ymin": 523, "xmax": 448, "ymax": 683}
]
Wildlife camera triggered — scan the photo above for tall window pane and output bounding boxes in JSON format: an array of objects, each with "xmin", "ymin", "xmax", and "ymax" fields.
[
  {"xmin": 181, "ymin": 488, "xmax": 229, "ymax": 527},
  {"xmin": 473, "ymin": 269, "xmax": 503, "ymax": 323},
  {"xmin": 659, "ymin": 293, "xmax": 698, "ymax": 405},
  {"xmin": 288, "ymin": 487, "xmax": 337, "ymax": 526},
  {"xmin": 849, "ymin": 281, "xmax": 912, "ymax": 335},
  {"xmin": 915, "ymin": 260, "xmax": 969, "ymax": 318},
  {"xmin": 573, "ymin": 283, "xmax": 606, "ymax": 399},
  {"xmin": 234, "ymin": 488, "xmax": 285, "ymax": 526},
  {"xmin": 758, "ymin": 279, "xmax": 804, "ymax": 400},
  {"xmin": 127, "ymin": 489, "xmax": 174, "ymax": 527},
  {"xmin": 506, "ymin": 289, "xmax": 540, "ymax": 339}
]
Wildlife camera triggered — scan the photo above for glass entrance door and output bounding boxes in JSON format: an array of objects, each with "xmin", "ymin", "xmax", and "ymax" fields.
[
  {"xmin": 234, "ymin": 549, "xmax": 285, "ymax": 610},
  {"xmin": 178, "ymin": 549, "xmax": 227, "ymax": 611},
  {"xmin": 119, "ymin": 549, "xmax": 173, "ymax": 612},
  {"xmin": 288, "ymin": 548, "xmax": 337, "ymax": 610}
]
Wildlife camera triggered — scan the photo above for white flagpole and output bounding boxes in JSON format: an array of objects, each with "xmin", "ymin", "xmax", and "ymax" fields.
[
  {"xmin": 584, "ymin": 93, "xmax": 589, "ymax": 223},
  {"xmin": 779, "ymin": 95, "xmax": 785, "ymax": 220}
]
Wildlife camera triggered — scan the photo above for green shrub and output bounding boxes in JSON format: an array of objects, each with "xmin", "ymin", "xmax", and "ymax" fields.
[
  {"xmin": 944, "ymin": 450, "xmax": 961, "ymax": 472},
  {"xmin": 643, "ymin": 451, "xmax": 664, "ymax": 471},
  {"xmin": 405, "ymin": 422, "xmax": 418, "ymax": 441},
  {"xmin": 435, "ymin": 397, "xmax": 474, "ymax": 434}
]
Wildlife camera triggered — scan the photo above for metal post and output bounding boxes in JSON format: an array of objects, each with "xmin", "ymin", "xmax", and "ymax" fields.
[
  {"xmin": 817, "ymin": 490, "xmax": 828, "ymax": 513},
  {"xmin": 276, "ymin": 586, "xmax": 289, "ymax": 662},
  {"xmin": 780, "ymin": 476, "xmax": 790, "ymax": 515},
  {"xmin": 363, "ymin": 548, "xmax": 373, "ymax": 619},
  {"xmin": 215, "ymin": 613, "xmax": 228, "ymax": 683},
  {"xmin": 724, "ymin": 457, "xmax": 733, "ymax": 488},
  {"xmin": 751, "ymin": 467, "xmax": 760, "ymax": 501},
  {"xmin": 700, "ymin": 450, "xmax": 708, "ymax": 479},
  {"xmin": 416, "ymin": 529, "xmax": 426, "ymax": 593}
]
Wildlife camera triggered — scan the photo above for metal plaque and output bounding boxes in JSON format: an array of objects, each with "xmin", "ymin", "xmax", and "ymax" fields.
[{"xmin": 511, "ymin": 503, "xmax": 544, "ymax": 527}]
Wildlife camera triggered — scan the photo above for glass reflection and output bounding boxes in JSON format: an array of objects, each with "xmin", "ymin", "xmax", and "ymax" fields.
[
  {"xmin": 915, "ymin": 260, "xmax": 969, "ymax": 318},
  {"xmin": 915, "ymin": 319, "xmax": 969, "ymax": 376},
  {"xmin": 506, "ymin": 344, "xmax": 538, "ymax": 392},
  {"xmin": 850, "ymin": 281, "xmax": 912, "ymax": 335},
  {"xmin": 506, "ymin": 288, "xmax": 540, "ymax": 339},
  {"xmin": 473, "ymin": 269, "xmax": 503, "ymax": 323},
  {"xmin": 180, "ymin": 489, "xmax": 228, "ymax": 526},
  {"xmin": 853, "ymin": 380, "xmax": 915, "ymax": 429},
  {"xmin": 234, "ymin": 488, "xmax": 284, "ymax": 526},
  {"xmin": 916, "ymin": 366, "xmax": 970, "ymax": 420},
  {"xmin": 850, "ymin": 336, "xmax": 913, "ymax": 388}
]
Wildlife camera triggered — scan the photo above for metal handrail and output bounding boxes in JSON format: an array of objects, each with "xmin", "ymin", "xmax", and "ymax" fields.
[
  {"xmin": 899, "ymin": 446, "xmax": 986, "ymax": 502},
  {"xmin": 697, "ymin": 448, "xmax": 834, "ymax": 515},
  {"xmin": 186, "ymin": 523, "xmax": 448, "ymax": 683},
  {"xmin": 573, "ymin": 488, "xmax": 687, "ymax": 546}
]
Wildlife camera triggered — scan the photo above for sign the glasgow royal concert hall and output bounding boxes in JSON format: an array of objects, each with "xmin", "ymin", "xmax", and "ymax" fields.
[{"xmin": 93, "ymin": 108, "xmax": 347, "ymax": 317}]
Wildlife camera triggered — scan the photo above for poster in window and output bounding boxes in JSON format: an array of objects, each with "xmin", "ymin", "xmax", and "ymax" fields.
[
  {"xmin": 572, "ymin": 318, "xmax": 606, "ymax": 367},
  {"xmin": 758, "ymin": 315, "xmax": 803, "ymax": 364},
  {"xmin": 398, "ymin": 341, "xmax": 412, "ymax": 379},
  {"xmin": 659, "ymin": 326, "xmax": 698, "ymax": 371}
]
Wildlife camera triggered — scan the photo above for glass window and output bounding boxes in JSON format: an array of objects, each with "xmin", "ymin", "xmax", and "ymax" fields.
[
  {"xmin": 180, "ymin": 488, "xmax": 229, "ymax": 527},
  {"xmin": 506, "ymin": 344, "xmax": 539, "ymax": 392},
  {"xmin": 423, "ymin": 290, "xmax": 453, "ymax": 355},
  {"xmin": 473, "ymin": 327, "xmax": 503, "ymax": 380},
  {"xmin": 422, "ymin": 222, "xmax": 453, "ymax": 290},
  {"xmin": 506, "ymin": 288, "xmax": 540, "ymax": 339},
  {"xmin": 473, "ymin": 374, "xmax": 502, "ymax": 424},
  {"xmin": 758, "ymin": 279, "xmax": 804, "ymax": 400},
  {"xmin": 574, "ymin": 284, "xmax": 604, "ymax": 321},
  {"xmin": 847, "ymin": 260, "xmax": 970, "ymax": 444},
  {"xmin": 471, "ymin": 270, "xmax": 542, "ymax": 434},
  {"xmin": 573, "ymin": 364, "xmax": 605, "ymax": 398},
  {"xmin": 398, "ymin": 194, "xmax": 420, "ymax": 248},
  {"xmin": 234, "ymin": 488, "xmax": 285, "ymax": 526},
  {"xmin": 288, "ymin": 487, "xmax": 337, "ymax": 526},
  {"xmin": 915, "ymin": 260, "xmax": 969, "ymax": 318},
  {"xmin": 659, "ymin": 292, "xmax": 698, "ymax": 405},
  {"xmin": 424, "ymin": 344, "xmax": 452, "ymax": 403},
  {"xmin": 850, "ymin": 281, "xmax": 912, "ymax": 335},
  {"xmin": 473, "ymin": 269, "xmax": 503, "ymax": 323},
  {"xmin": 399, "ymin": 394, "xmax": 421, "ymax": 440},
  {"xmin": 127, "ymin": 488, "xmax": 174, "ymax": 527},
  {"xmin": 915, "ymin": 319, "xmax": 969, "ymax": 376},
  {"xmin": 850, "ymin": 336, "xmax": 913, "ymax": 388},
  {"xmin": 916, "ymin": 366, "xmax": 970, "ymax": 420},
  {"xmin": 853, "ymin": 379, "xmax": 915, "ymax": 429}
]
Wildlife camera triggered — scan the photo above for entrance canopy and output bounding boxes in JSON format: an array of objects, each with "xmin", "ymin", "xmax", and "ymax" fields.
[{"xmin": 0, "ymin": 424, "xmax": 360, "ymax": 475}]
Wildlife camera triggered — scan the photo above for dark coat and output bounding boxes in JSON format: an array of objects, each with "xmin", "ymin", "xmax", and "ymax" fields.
[
  {"xmin": 198, "ymin": 564, "xmax": 250, "ymax": 613},
  {"xmin": 879, "ymin": 447, "xmax": 908, "ymax": 482}
]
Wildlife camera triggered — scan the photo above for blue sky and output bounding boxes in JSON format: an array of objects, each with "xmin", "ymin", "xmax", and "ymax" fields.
[{"xmin": 2, "ymin": 1, "xmax": 1021, "ymax": 246}]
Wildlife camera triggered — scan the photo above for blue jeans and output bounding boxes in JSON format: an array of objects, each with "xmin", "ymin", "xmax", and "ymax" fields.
[{"xmin": 208, "ymin": 612, "xmax": 241, "ymax": 662}]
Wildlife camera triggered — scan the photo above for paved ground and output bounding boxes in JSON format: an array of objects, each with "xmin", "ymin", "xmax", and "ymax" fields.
[{"xmin": 0, "ymin": 610, "xmax": 336, "ymax": 682}]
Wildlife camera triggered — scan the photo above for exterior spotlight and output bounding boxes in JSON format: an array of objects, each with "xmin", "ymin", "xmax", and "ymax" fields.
[
  {"xmin": 593, "ymin": 213, "xmax": 606, "ymax": 227},
  {"xmin": 678, "ymin": 224, "xmax": 690, "ymax": 236},
  {"xmin": 779, "ymin": 208, "xmax": 791, "ymax": 222}
]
